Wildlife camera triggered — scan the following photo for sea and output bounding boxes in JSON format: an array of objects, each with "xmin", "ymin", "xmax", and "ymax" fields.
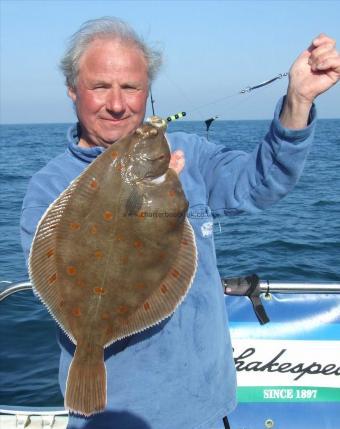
[{"xmin": 0, "ymin": 119, "xmax": 339, "ymax": 407}]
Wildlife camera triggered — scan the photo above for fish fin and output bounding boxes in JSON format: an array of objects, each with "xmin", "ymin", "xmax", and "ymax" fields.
[
  {"xmin": 28, "ymin": 144, "xmax": 120, "ymax": 337},
  {"xmin": 28, "ymin": 179, "xmax": 82, "ymax": 338},
  {"xmin": 112, "ymin": 218, "xmax": 197, "ymax": 341},
  {"xmin": 125, "ymin": 186, "xmax": 143, "ymax": 216},
  {"xmin": 65, "ymin": 342, "xmax": 106, "ymax": 416}
]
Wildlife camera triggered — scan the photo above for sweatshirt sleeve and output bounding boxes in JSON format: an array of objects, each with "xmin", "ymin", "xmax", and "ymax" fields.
[
  {"xmin": 200, "ymin": 97, "xmax": 317, "ymax": 216},
  {"xmin": 20, "ymin": 170, "xmax": 70, "ymax": 265}
]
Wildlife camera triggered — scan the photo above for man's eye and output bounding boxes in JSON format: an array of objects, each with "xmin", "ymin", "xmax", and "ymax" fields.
[
  {"xmin": 123, "ymin": 85, "xmax": 138, "ymax": 92},
  {"xmin": 92, "ymin": 84, "xmax": 108, "ymax": 90}
]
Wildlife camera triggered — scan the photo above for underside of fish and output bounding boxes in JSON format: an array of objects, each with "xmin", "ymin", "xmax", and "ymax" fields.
[{"xmin": 29, "ymin": 123, "xmax": 197, "ymax": 416}]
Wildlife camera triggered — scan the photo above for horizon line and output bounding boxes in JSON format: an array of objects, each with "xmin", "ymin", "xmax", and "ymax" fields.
[{"xmin": 1, "ymin": 117, "xmax": 339, "ymax": 126}]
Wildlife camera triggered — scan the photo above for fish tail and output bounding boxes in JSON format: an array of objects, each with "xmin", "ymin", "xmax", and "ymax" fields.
[{"xmin": 65, "ymin": 342, "xmax": 106, "ymax": 416}]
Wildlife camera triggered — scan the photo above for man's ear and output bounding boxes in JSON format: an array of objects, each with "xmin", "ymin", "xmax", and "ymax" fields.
[{"xmin": 68, "ymin": 87, "xmax": 77, "ymax": 102}]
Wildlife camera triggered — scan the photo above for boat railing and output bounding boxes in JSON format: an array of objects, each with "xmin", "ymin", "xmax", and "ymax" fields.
[
  {"xmin": 1, "ymin": 280, "xmax": 340, "ymax": 303},
  {"xmin": 0, "ymin": 406, "xmax": 68, "ymax": 428},
  {"xmin": 0, "ymin": 281, "xmax": 69, "ymax": 426},
  {"xmin": 0, "ymin": 281, "xmax": 33, "ymax": 301},
  {"xmin": 1, "ymin": 279, "xmax": 340, "ymax": 428},
  {"xmin": 222, "ymin": 279, "xmax": 340, "ymax": 294}
]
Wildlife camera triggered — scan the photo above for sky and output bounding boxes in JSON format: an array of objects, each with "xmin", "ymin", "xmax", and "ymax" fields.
[{"xmin": 1, "ymin": 0, "xmax": 340, "ymax": 124}]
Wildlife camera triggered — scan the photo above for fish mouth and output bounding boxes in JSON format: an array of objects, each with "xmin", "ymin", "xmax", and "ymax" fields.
[
  {"xmin": 141, "ymin": 152, "xmax": 170, "ymax": 179},
  {"xmin": 145, "ymin": 153, "xmax": 169, "ymax": 162},
  {"xmin": 148, "ymin": 173, "xmax": 167, "ymax": 184}
]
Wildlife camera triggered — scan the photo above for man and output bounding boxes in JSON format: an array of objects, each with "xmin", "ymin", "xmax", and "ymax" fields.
[{"xmin": 21, "ymin": 17, "xmax": 340, "ymax": 429}]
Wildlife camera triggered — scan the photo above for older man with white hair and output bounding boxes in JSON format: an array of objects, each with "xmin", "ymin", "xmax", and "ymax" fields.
[{"xmin": 21, "ymin": 17, "xmax": 340, "ymax": 429}]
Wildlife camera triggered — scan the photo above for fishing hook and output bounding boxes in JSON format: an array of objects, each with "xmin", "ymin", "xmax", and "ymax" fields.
[{"xmin": 240, "ymin": 72, "xmax": 288, "ymax": 94}]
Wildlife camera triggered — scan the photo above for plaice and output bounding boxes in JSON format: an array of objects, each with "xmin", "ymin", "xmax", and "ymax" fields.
[{"xmin": 29, "ymin": 123, "xmax": 197, "ymax": 416}]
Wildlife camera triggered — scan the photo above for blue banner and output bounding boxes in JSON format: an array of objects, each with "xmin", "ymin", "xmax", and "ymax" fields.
[{"xmin": 225, "ymin": 291, "xmax": 340, "ymax": 429}]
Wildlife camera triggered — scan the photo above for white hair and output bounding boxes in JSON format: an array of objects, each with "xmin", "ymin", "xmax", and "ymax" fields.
[{"xmin": 60, "ymin": 17, "xmax": 162, "ymax": 89}]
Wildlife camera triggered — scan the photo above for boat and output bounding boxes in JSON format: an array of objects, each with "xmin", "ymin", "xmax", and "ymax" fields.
[{"xmin": 1, "ymin": 279, "xmax": 339, "ymax": 428}]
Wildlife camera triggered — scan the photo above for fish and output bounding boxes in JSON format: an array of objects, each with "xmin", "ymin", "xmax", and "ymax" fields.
[{"xmin": 28, "ymin": 122, "xmax": 197, "ymax": 416}]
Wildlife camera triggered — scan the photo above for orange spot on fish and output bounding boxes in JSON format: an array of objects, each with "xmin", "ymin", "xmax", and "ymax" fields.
[
  {"xmin": 67, "ymin": 266, "xmax": 77, "ymax": 276},
  {"xmin": 94, "ymin": 250, "xmax": 103, "ymax": 259},
  {"xmin": 116, "ymin": 234, "xmax": 124, "ymax": 241},
  {"xmin": 144, "ymin": 302, "xmax": 150, "ymax": 311},
  {"xmin": 135, "ymin": 283, "xmax": 145, "ymax": 289},
  {"xmin": 46, "ymin": 248, "xmax": 54, "ymax": 258},
  {"xmin": 72, "ymin": 307, "xmax": 81, "ymax": 317},
  {"xmin": 76, "ymin": 279, "xmax": 85, "ymax": 288},
  {"xmin": 116, "ymin": 163, "xmax": 124, "ymax": 172},
  {"xmin": 181, "ymin": 239, "xmax": 188, "ymax": 246},
  {"xmin": 168, "ymin": 190, "xmax": 176, "ymax": 197},
  {"xmin": 137, "ymin": 211, "xmax": 145, "ymax": 219},
  {"xmin": 117, "ymin": 305, "xmax": 129, "ymax": 314},
  {"xmin": 90, "ymin": 225, "xmax": 97, "ymax": 235},
  {"xmin": 48, "ymin": 273, "xmax": 57, "ymax": 284},
  {"xmin": 111, "ymin": 150, "xmax": 118, "ymax": 159},
  {"xmin": 161, "ymin": 284, "xmax": 168, "ymax": 294},
  {"xmin": 94, "ymin": 287, "xmax": 106, "ymax": 295},
  {"xmin": 134, "ymin": 240, "xmax": 143, "ymax": 249},
  {"xmin": 103, "ymin": 211, "xmax": 113, "ymax": 221},
  {"xmin": 159, "ymin": 251, "xmax": 166, "ymax": 261},
  {"xmin": 59, "ymin": 300, "xmax": 65, "ymax": 308},
  {"xmin": 101, "ymin": 312, "xmax": 110, "ymax": 320},
  {"xmin": 90, "ymin": 178, "xmax": 98, "ymax": 189},
  {"xmin": 70, "ymin": 222, "xmax": 81, "ymax": 231},
  {"xmin": 171, "ymin": 269, "xmax": 180, "ymax": 279}
]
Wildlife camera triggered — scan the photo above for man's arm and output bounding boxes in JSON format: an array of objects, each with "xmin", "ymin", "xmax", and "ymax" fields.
[
  {"xmin": 200, "ymin": 97, "xmax": 316, "ymax": 216},
  {"xmin": 280, "ymin": 33, "xmax": 340, "ymax": 129},
  {"xmin": 20, "ymin": 165, "xmax": 73, "ymax": 264},
  {"xmin": 199, "ymin": 34, "xmax": 339, "ymax": 215},
  {"xmin": 21, "ymin": 204, "xmax": 49, "ymax": 263}
]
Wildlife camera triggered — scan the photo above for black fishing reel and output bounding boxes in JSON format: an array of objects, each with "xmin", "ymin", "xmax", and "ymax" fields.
[{"xmin": 222, "ymin": 274, "xmax": 270, "ymax": 325}]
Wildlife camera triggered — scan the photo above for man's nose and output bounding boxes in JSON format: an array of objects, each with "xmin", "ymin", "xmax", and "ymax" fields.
[{"xmin": 105, "ymin": 87, "xmax": 125, "ymax": 114}]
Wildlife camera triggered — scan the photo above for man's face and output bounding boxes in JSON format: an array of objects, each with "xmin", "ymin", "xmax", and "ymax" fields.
[{"xmin": 68, "ymin": 38, "xmax": 149, "ymax": 148}]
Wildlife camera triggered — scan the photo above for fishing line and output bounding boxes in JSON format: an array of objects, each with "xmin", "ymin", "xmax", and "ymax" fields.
[
  {"xmin": 153, "ymin": 72, "xmax": 288, "ymax": 120},
  {"xmin": 190, "ymin": 72, "xmax": 289, "ymax": 113},
  {"xmin": 150, "ymin": 71, "xmax": 289, "ymax": 136},
  {"xmin": 162, "ymin": 71, "xmax": 207, "ymax": 121},
  {"xmin": 211, "ymin": 81, "xmax": 279, "ymax": 119},
  {"xmin": 190, "ymin": 92, "xmax": 239, "ymax": 113}
]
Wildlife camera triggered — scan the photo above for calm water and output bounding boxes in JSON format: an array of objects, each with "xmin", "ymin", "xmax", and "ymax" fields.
[{"xmin": 0, "ymin": 119, "xmax": 339, "ymax": 406}]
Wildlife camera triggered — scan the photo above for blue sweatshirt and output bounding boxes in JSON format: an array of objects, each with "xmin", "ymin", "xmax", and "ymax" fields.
[{"xmin": 20, "ymin": 98, "xmax": 316, "ymax": 429}]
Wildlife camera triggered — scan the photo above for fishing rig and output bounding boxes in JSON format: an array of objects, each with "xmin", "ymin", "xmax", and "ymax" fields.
[{"xmin": 151, "ymin": 72, "xmax": 288, "ymax": 139}]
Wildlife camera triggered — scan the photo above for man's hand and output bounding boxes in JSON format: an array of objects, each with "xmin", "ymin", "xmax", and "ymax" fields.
[
  {"xmin": 170, "ymin": 150, "xmax": 185, "ymax": 174},
  {"xmin": 280, "ymin": 33, "xmax": 340, "ymax": 129}
]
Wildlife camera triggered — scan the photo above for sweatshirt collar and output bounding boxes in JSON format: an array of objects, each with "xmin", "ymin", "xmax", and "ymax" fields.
[
  {"xmin": 67, "ymin": 123, "xmax": 105, "ymax": 163},
  {"xmin": 66, "ymin": 123, "xmax": 173, "ymax": 164}
]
